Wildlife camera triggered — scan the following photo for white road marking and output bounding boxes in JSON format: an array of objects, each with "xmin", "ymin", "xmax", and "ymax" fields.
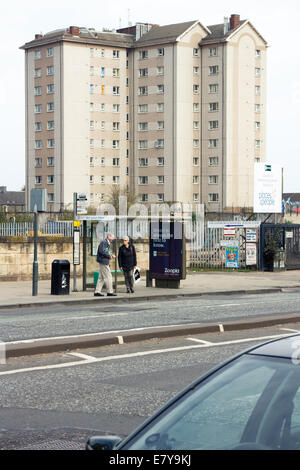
[
  {"xmin": 67, "ymin": 352, "xmax": 97, "ymax": 361},
  {"xmin": 187, "ymin": 338, "xmax": 213, "ymax": 345},
  {"xmin": 0, "ymin": 332, "xmax": 295, "ymax": 377},
  {"xmin": 280, "ymin": 328, "xmax": 300, "ymax": 333}
]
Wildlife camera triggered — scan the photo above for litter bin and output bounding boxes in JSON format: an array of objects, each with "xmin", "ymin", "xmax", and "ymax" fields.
[{"xmin": 51, "ymin": 259, "xmax": 70, "ymax": 295}]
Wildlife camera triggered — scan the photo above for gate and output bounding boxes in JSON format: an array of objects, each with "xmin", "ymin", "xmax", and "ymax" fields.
[{"xmin": 259, "ymin": 224, "xmax": 300, "ymax": 270}]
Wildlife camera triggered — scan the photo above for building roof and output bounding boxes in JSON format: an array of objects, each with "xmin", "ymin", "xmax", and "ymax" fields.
[
  {"xmin": 135, "ymin": 20, "xmax": 198, "ymax": 45},
  {"xmin": 0, "ymin": 188, "xmax": 25, "ymax": 207}
]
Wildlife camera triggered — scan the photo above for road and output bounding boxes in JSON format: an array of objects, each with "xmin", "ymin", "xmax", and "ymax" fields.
[
  {"xmin": 1, "ymin": 321, "xmax": 300, "ymax": 450},
  {"xmin": 1, "ymin": 289, "xmax": 300, "ymax": 342}
]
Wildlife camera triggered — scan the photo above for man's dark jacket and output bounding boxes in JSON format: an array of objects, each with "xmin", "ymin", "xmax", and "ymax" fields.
[
  {"xmin": 97, "ymin": 239, "xmax": 111, "ymax": 265},
  {"xmin": 118, "ymin": 244, "xmax": 137, "ymax": 272}
]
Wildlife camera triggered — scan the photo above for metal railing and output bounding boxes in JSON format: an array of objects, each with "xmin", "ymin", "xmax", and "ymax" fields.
[{"xmin": 0, "ymin": 221, "xmax": 82, "ymax": 238}]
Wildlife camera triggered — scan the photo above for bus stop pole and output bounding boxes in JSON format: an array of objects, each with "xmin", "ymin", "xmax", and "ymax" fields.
[
  {"xmin": 83, "ymin": 220, "xmax": 87, "ymax": 291},
  {"xmin": 114, "ymin": 218, "xmax": 118, "ymax": 294}
]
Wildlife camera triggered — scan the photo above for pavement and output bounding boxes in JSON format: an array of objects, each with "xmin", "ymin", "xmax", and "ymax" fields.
[{"xmin": 2, "ymin": 269, "xmax": 300, "ymax": 358}]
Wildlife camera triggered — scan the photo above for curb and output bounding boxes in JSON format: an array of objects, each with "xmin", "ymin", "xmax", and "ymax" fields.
[
  {"xmin": 5, "ymin": 312, "xmax": 300, "ymax": 358},
  {"xmin": 0, "ymin": 286, "xmax": 290, "ymax": 311}
]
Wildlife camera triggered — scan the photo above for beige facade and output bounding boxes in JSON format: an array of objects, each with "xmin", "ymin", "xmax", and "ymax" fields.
[{"xmin": 21, "ymin": 16, "xmax": 267, "ymax": 213}]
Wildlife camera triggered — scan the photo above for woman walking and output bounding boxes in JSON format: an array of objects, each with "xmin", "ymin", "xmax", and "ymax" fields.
[{"xmin": 118, "ymin": 236, "xmax": 137, "ymax": 293}]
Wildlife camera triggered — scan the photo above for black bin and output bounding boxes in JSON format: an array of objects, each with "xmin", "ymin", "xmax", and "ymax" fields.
[{"xmin": 51, "ymin": 259, "xmax": 70, "ymax": 295}]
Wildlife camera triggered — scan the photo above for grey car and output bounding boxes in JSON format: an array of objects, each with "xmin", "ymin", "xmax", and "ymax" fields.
[{"xmin": 87, "ymin": 334, "xmax": 300, "ymax": 450}]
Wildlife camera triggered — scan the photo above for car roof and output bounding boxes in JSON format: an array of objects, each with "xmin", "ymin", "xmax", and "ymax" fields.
[{"xmin": 247, "ymin": 334, "xmax": 300, "ymax": 359}]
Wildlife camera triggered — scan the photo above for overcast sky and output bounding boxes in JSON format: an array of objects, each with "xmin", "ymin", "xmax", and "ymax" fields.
[{"xmin": 1, "ymin": 0, "xmax": 299, "ymax": 193}]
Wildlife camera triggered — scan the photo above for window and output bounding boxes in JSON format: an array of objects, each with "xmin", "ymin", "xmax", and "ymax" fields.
[
  {"xmin": 113, "ymin": 104, "xmax": 120, "ymax": 113},
  {"xmin": 157, "ymin": 48, "xmax": 164, "ymax": 56},
  {"xmin": 209, "ymin": 102, "xmax": 219, "ymax": 112},
  {"xmin": 209, "ymin": 139, "xmax": 218, "ymax": 148},
  {"xmin": 113, "ymin": 86, "xmax": 120, "ymax": 95},
  {"xmin": 157, "ymin": 176, "xmax": 164, "ymax": 184},
  {"xmin": 255, "ymin": 67, "xmax": 261, "ymax": 76},
  {"xmin": 113, "ymin": 68, "xmax": 120, "ymax": 78},
  {"xmin": 255, "ymin": 157, "xmax": 261, "ymax": 163},
  {"xmin": 139, "ymin": 68, "xmax": 148, "ymax": 77},
  {"xmin": 193, "ymin": 121, "xmax": 199, "ymax": 130},
  {"xmin": 138, "ymin": 104, "xmax": 148, "ymax": 113},
  {"xmin": 90, "ymin": 120, "xmax": 94, "ymax": 130},
  {"xmin": 47, "ymin": 139, "xmax": 54, "ymax": 148},
  {"xmin": 255, "ymin": 49, "xmax": 261, "ymax": 58},
  {"xmin": 47, "ymin": 157, "xmax": 54, "ymax": 167},
  {"xmin": 158, "ymin": 121, "xmax": 164, "ymax": 130},
  {"xmin": 90, "ymin": 66, "xmax": 94, "ymax": 75},
  {"xmin": 90, "ymin": 175, "xmax": 94, "ymax": 184},
  {"xmin": 157, "ymin": 85, "xmax": 164, "ymax": 94},
  {"xmin": 47, "ymin": 102, "xmax": 54, "ymax": 112},
  {"xmin": 255, "ymin": 122, "xmax": 261, "ymax": 130},
  {"xmin": 101, "ymin": 158, "xmax": 105, "ymax": 166},
  {"xmin": 101, "ymin": 121, "xmax": 105, "ymax": 130},
  {"xmin": 90, "ymin": 102, "xmax": 94, "ymax": 112},
  {"xmin": 35, "ymin": 157, "xmax": 42, "ymax": 167},
  {"xmin": 209, "ymin": 65, "xmax": 219, "ymax": 75},
  {"xmin": 89, "ymin": 157, "xmax": 94, "ymax": 166},
  {"xmin": 209, "ymin": 175, "xmax": 218, "ymax": 184},
  {"xmin": 101, "ymin": 85, "xmax": 105, "ymax": 95},
  {"xmin": 155, "ymin": 139, "xmax": 164, "ymax": 149},
  {"xmin": 48, "ymin": 193, "xmax": 54, "ymax": 203},
  {"xmin": 193, "ymin": 176, "xmax": 199, "ymax": 184},
  {"xmin": 100, "ymin": 49, "xmax": 105, "ymax": 57},
  {"xmin": 193, "ymin": 103, "xmax": 200, "ymax": 112},
  {"xmin": 100, "ymin": 67, "xmax": 105, "ymax": 78},
  {"xmin": 90, "ymin": 84, "xmax": 94, "ymax": 94},
  {"xmin": 113, "ymin": 122, "xmax": 120, "ymax": 131},
  {"xmin": 101, "ymin": 103, "xmax": 105, "ymax": 112},
  {"xmin": 90, "ymin": 139, "xmax": 94, "ymax": 148},
  {"xmin": 193, "ymin": 48, "xmax": 199, "ymax": 57},
  {"xmin": 34, "ymin": 68, "xmax": 42, "ymax": 78},
  {"xmin": 157, "ymin": 66, "xmax": 164, "ymax": 76},
  {"xmin": 139, "ymin": 50, "xmax": 148, "ymax": 60},
  {"xmin": 47, "ymin": 84, "xmax": 54, "ymax": 94},
  {"xmin": 139, "ymin": 158, "xmax": 148, "ymax": 167},
  {"xmin": 193, "ymin": 193, "xmax": 199, "ymax": 202},
  {"xmin": 100, "ymin": 176, "xmax": 105, "ymax": 184},
  {"xmin": 140, "ymin": 194, "xmax": 148, "ymax": 202},
  {"xmin": 255, "ymin": 140, "xmax": 261, "ymax": 149},
  {"xmin": 209, "ymin": 120, "xmax": 219, "ymax": 130},
  {"xmin": 193, "ymin": 157, "xmax": 199, "ymax": 166},
  {"xmin": 193, "ymin": 139, "xmax": 199, "ymax": 148},
  {"xmin": 255, "ymin": 104, "xmax": 261, "ymax": 113},
  {"xmin": 35, "ymin": 140, "xmax": 43, "ymax": 149},
  {"xmin": 138, "ymin": 86, "xmax": 148, "ymax": 96},
  {"xmin": 35, "ymin": 104, "xmax": 42, "ymax": 114},
  {"xmin": 47, "ymin": 175, "xmax": 54, "ymax": 184},
  {"xmin": 209, "ymin": 156, "xmax": 219, "ymax": 166},
  {"xmin": 139, "ymin": 122, "xmax": 148, "ymax": 131},
  {"xmin": 209, "ymin": 47, "xmax": 218, "ymax": 57},
  {"xmin": 209, "ymin": 84, "xmax": 219, "ymax": 93},
  {"xmin": 139, "ymin": 176, "xmax": 148, "ymax": 185},
  {"xmin": 35, "ymin": 122, "xmax": 42, "ymax": 132},
  {"xmin": 47, "ymin": 66, "xmax": 54, "ymax": 76},
  {"xmin": 47, "ymin": 47, "xmax": 54, "ymax": 57},
  {"xmin": 157, "ymin": 103, "xmax": 164, "ymax": 112},
  {"xmin": 90, "ymin": 48, "xmax": 94, "ymax": 57},
  {"xmin": 157, "ymin": 157, "xmax": 164, "ymax": 166},
  {"xmin": 255, "ymin": 85, "xmax": 261, "ymax": 95},
  {"xmin": 139, "ymin": 140, "xmax": 148, "ymax": 149},
  {"xmin": 113, "ymin": 158, "xmax": 120, "ymax": 166},
  {"xmin": 47, "ymin": 121, "xmax": 54, "ymax": 130},
  {"xmin": 209, "ymin": 193, "xmax": 219, "ymax": 202},
  {"xmin": 112, "ymin": 140, "xmax": 120, "ymax": 149},
  {"xmin": 157, "ymin": 193, "xmax": 164, "ymax": 202},
  {"xmin": 193, "ymin": 66, "xmax": 199, "ymax": 75},
  {"xmin": 35, "ymin": 176, "xmax": 42, "ymax": 184},
  {"xmin": 101, "ymin": 139, "xmax": 105, "ymax": 148},
  {"xmin": 193, "ymin": 84, "xmax": 199, "ymax": 94},
  {"xmin": 34, "ymin": 86, "xmax": 42, "ymax": 96},
  {"xmin": 113, "ymin": 50, "xmax": 120, "ymax": 58},
  {"xmin": 34, "ymin": 50, "xmax": 41, "ymax": 59}
]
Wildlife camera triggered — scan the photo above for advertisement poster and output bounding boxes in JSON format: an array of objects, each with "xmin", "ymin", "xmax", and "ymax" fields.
[
  {"xmin": 246, "ymin": 243, "xmax": 257, "ymax": 266},
  {"xmin": 225, "ymin": 247, "xmax": 239, "ymax": 268},
  {"xmin": 253, "ymin": 163, "xmax": 282, "ymax": 213},
  {"xmin": 149, "ymin": 221, "xmax": 183, "ymax": 280}
]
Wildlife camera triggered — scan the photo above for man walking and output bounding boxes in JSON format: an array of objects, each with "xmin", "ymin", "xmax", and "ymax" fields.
[{"xmin": 94, "ymin": 232, "xmax": 117, "ymax": 297}]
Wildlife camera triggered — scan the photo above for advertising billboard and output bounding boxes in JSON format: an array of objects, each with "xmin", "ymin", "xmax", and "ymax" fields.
[{"xmin": 254, "ymin": 163, "xmax": 282, "ymax": 213}]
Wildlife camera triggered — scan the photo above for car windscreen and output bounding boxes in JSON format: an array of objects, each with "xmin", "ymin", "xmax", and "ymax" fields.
[{"xmin": 121, "ymin": 354, "xmax": 300, "ymax": 450}]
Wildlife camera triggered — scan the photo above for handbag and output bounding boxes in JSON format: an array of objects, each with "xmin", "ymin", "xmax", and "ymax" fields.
[{"xmin": 133, "ymin": 267, "xmax": 141, "ymax": 283}]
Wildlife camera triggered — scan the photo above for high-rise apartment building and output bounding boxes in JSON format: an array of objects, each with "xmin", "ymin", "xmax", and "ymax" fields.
[{"xmin": 21, "ymin": 15, "xmax": 267, "ymax": 212}]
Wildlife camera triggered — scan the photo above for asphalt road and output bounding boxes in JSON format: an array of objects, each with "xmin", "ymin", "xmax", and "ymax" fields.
[
  {"xmin": 1, "ymin": 322, "xmax": 300, "ymax": 450},
  {"xmin": 1, "ymin": 290, "xmax": 300, "ymax": 342}
]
